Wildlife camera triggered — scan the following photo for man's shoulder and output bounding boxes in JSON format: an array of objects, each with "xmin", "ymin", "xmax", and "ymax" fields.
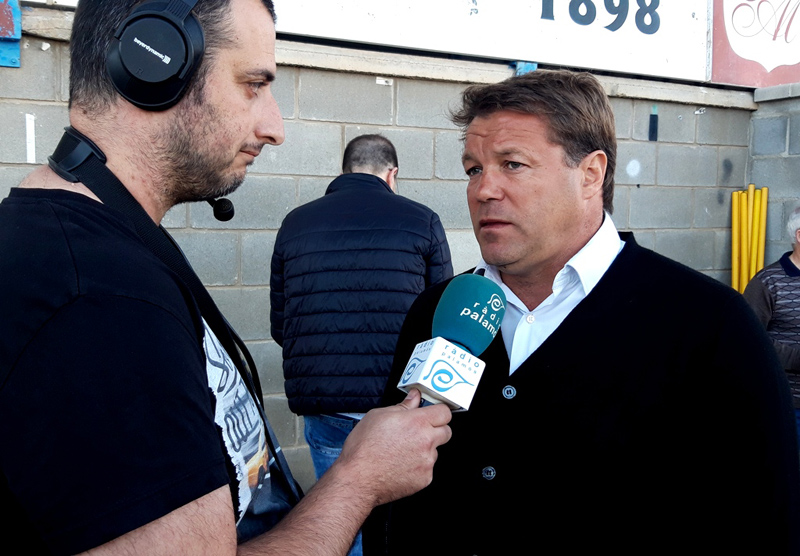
[
  {"xmin": 755, "ymin": 253, "xmax": 797, "ymax": 282},
  {"xmin": 392, "ymin": 193, "xmax": 440, "ymax": 216},
  {"xmin": 748, "ymin": 259, "xmax": 783, "ymax": 285},
  {"xmin": 278, "ymin": 184, "xmax": 440, "ymax": 237},
  {"xmin": 408, "ymin": 273, "xmax": 460, "ymax": 311},
  {"xmin": 610, "ymin": 236, "xmax": 738, "ymax": 301},
  {"xmin": 292, "ymin": 184, "xmax": 436, "ymax": 213},
  {"xmin": 1, "ymin": 188, "xmax": 198, "ymax": 329}
]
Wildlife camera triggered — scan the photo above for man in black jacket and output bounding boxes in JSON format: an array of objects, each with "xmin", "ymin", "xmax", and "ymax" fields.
[
  {"xmin": 270, "ymin": 134, "xmax": 453, "ymax": 554},
  {"xmin": 365, "ymin": 70, "xmax": 800, "ymax": 555}
]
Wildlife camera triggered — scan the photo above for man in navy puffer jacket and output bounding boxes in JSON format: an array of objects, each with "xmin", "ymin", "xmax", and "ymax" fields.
[{"xmin": 270, "ymin": 135, "xmax": 453, "ymax": 530}]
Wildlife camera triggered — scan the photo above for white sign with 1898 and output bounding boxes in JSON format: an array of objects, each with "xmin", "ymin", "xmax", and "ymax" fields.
[
  {"xmin": 541, "ymin": 0, "xmax": 661, "ymax": 35},
  {"xmin": 276, "ymin": 0, "xmax": 709, "ymax": 83}
]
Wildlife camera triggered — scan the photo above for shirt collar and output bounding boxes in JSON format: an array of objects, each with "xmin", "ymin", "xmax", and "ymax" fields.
[
  {"xmin": 780, "ymin": 251, "xmax": 800, "ymax": 277},
  {"xmin": 325, "ymin": 173, "xmax": 393, "ymax": 195},
  {"xmin": 564, "ymin": 212, "xmax": 624, "ymax": 296},
  {"xmin": 475, "ymin": 212, "xmax": 624, "ymax": 298}
]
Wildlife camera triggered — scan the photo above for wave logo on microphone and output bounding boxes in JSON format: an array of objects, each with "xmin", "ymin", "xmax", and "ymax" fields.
[
  {"xmin": 458, "ymin": 292, "xmax": 505, "ymax": 338},
  {"xmin": 401, "ymin": 357, "xmax": 424, "ymax": 384},
  {"xmin": 424, "ymin": 359, "xmax": 474, "ymax": 393},
  {"xmin": 400, "ymin": 349, "xmax": 478, "ymax": 392},
  {"xmin": 397, "ymin": 337, "xmax": 486, "ymax": 411},
  {"xmin": 489, "ymin": 293, "xmax": 505, "ymax": 312}
]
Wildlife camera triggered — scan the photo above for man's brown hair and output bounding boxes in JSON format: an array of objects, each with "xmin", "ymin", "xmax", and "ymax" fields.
[{"xmin": 451, "ymin": 70, "xmax": 616, "ymax": 213}]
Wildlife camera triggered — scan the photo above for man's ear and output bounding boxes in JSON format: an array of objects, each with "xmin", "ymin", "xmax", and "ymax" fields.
[
  {"xmin": 387, "ymin": 167, "xmax": 399, "ymax": 192},
  {"xmin": 580, "ymin": 150, "xmax": 607, "ymax": 200}
]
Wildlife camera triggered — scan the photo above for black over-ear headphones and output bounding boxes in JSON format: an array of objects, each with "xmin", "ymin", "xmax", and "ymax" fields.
[
  {"xmin": 104, "ymin": 0, "xmax": 234, "ymax": 220},
  {"xmin": 106, "ymin": 0, "xmax": 204, "ymax": 111}
]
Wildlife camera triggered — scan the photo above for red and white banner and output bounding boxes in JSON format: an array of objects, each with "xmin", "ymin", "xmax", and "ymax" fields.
[{"xmin": 712, "ymin": 0, "xmax": 800, "ymax": 87}]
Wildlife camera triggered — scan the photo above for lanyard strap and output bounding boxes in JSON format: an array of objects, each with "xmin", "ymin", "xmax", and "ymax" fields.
[{"xmin": 49, "ymin": 126, "xmax": 303, "ymax": 505}]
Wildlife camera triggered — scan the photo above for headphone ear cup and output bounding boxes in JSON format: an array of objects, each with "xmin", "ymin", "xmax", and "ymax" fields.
[{"xmin": 106, "ymin": 1, "xmax": 204, "ymax": 111}]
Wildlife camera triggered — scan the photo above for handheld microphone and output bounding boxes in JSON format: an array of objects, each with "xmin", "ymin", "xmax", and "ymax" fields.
[
  {"xmin": 208, "ymin": 198, "xmax": 234, "ymax": 221},
  {"xmin": 397, "ymin": 274, "xmax": 506, "ymax": 411}
]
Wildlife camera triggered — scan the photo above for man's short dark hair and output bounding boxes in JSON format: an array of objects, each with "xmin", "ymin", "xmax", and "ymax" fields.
[
  {"xmin": 69, "ymin": 0, "xmax": 276, "ymax": 114},
  {"xmin": 450, "ymin": 70, "xmax": 616, "ymax": 213},
  {"xmin": 342, "ymin": 134, "xmax": 399, "ymax": 175}
]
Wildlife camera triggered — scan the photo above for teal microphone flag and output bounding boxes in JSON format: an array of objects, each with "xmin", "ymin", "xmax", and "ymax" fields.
[{"xmin": 432, "ymin": 273, "xmax": 506, "ymax": 355}]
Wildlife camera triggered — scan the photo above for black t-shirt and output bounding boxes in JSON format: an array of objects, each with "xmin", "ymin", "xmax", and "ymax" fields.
[{"xmin": 0, "ymin": 188, "xmax": 292, "ymax": 554}]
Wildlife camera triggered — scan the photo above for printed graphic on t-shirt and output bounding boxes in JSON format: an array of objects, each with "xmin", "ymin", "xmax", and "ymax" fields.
[{"xmin": 202, "ymin": 319, "xmax": 269, "ymax": 522}]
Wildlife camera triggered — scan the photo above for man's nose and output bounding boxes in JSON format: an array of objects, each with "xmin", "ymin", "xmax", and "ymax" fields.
[
  {"xmin": 257, "ymin": 92, "xmax": 285, "ymax": 146},
  {"xmin": 472, "ymin": 168, "xmax": 504, "ymax": 202}
]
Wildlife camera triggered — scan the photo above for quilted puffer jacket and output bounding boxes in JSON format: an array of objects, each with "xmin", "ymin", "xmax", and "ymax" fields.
[{"xmin": 270, "ymin": 173, "xmax": 453, "ymax": 415}]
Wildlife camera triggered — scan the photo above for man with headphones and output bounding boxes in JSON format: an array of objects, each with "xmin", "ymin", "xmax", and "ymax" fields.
[{"xmin": 0, "ymin": 1, "xmax": 452, "ymax": 554}]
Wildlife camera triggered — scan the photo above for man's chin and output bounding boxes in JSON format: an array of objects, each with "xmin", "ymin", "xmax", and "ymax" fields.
[
  {"xmin": 173, "ymin": 175, "xmax": 245, "ymax": 206},
  {"xmin": 479, "ymin": 247, "xmax": 522, "ymax": 273},
  {"xmin": 208, "ymin": 172, "xmax": 246, "ymax": 200}
]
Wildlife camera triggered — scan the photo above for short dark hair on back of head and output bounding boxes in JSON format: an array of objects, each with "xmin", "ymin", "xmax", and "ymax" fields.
[
  {"xmin": 69, "ymin": 0, "xmax": 276, "ymax": 114},
  {"xmin": 450, "ymin": 70, "xmax": 616, "ymax": 213},
  {"xmin": 342, "ymin": 134, "xmax": 399, "ymax": 175}
]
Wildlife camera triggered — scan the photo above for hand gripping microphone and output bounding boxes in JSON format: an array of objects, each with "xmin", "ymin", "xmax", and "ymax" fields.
[{"xmin": 397, "ymin": 274, "xmax": 506, "ymax": 411}]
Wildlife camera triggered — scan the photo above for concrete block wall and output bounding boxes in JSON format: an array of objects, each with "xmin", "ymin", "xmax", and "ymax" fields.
[
  {"xmin": 0, "ymin": 33, "xmax": 70, "ymax": 201},
  {"xmin": 3, "ymin": 19, "xmax": 795, "ymax": 490},
  {"xmin": 750, "ymin": 86, "xmax": 800, "ymax": 265},
  {"xmin": 611, "ymin": 99, "xmax": 753, "ymax": 284}
]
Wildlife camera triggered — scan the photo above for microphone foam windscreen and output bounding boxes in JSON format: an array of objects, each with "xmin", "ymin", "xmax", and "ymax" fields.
[{"xmin": 431, "ymin": 273, "xmax": 506, "ymax": 356}]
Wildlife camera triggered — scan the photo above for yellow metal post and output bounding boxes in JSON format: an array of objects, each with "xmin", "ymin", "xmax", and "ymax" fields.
[
  {"xmin": 740, "ymin": 192, "xmax": 750, "ymax": 290},
  {"xmin": 747, "ymin": 184, "xmax": 755, "ymax": 255},
  {"xmin": 732, "ymin": 191, "xmax": 740, "ymax": 291},
  {"xmin": 750, "ymin": 189, "xmax": 762, "ymax": 280},
  {"xmin": 758, "ymin": 187, "xmax": 768, "ymax": 271}
]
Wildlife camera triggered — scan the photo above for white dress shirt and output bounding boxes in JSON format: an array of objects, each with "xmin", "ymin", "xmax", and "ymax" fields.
[{"xmin": 475, "ymin": 213, "xmax": 625, "ymax": 374}]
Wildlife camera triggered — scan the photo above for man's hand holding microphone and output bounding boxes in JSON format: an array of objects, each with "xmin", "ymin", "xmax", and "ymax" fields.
[{"xmin": 268, "ymin": 274, "xmax": 505, "ymax": 556}]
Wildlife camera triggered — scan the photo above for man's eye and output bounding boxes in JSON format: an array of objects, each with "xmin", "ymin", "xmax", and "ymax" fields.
[
  {"xmin": 249, "ymin": 82, "xmax": 266, "ymax": 93},
  {"xmin": 465, "ymin": 166, "xmax": 481, "ymax": 177},
  {"xmin": 506, "ymin": 161, "xmax": 523, "ymax": 170}
]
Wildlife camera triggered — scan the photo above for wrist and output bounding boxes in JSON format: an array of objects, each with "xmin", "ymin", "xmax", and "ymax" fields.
[{"xmin": 315, "ymin": 456, "xmax": 380, "ymax": 515}]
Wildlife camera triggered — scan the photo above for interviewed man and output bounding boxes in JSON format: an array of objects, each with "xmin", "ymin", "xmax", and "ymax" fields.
[{"xmin": 366, "ymin": 70, "xmax": 800, "ymax": 555}]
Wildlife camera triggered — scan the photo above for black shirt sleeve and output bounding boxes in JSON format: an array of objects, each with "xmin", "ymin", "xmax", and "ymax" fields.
[{"xmin": 0, "ymin": 294, "xmax": 230, "ymax": 555}]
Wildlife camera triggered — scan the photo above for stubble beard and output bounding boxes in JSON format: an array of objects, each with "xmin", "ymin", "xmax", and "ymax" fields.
[{"xmin": 156, "ymin": 98, "xmax": 246, "ymax": 207}]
